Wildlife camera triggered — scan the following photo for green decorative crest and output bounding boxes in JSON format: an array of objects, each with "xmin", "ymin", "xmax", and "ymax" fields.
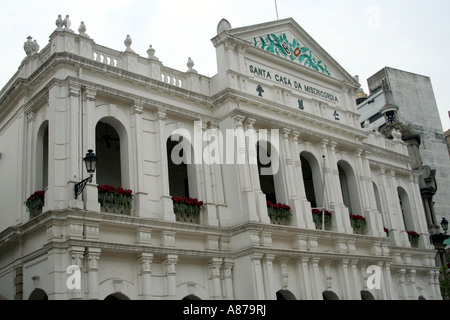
[{"xmin": 253, "ymin": 33, "xmax": 331, "ymax": 76}]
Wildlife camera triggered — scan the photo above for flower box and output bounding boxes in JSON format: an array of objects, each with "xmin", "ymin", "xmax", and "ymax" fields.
[
  {"xmin": 25, "ymin": 190, "xmax": 45, "ymax": 218},
  {"xmin": 312, "ymin": 208, "xmax": 332, "ymax": 230},
  {"xmin": 98, "ymin": 185, "xmax": 133, "ymax": 214},
  {"xmin": 407, "ymin": 230, "xmax": 420, "ymax": 248},
  {"xmin": 172, "ymin": 196, "xmax": 203, "ymax": 224},
  {"xmin": 267, "ymin": 201, "xmax": 291, "ymax": 225},
  {"xmin": 350, "ymin": 214, "xmax": 367, "ymax": 235}
]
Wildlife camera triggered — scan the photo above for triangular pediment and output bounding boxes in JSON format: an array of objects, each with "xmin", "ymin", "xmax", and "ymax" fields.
[{"xmin": 223, "ymin": 18, "xmax": 358, "ymax": 86}]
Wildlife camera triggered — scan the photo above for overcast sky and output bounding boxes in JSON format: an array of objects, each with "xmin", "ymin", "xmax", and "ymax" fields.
[{"xmin": 1, "ymin": 0, "xmax": 449, "ymax": 130}]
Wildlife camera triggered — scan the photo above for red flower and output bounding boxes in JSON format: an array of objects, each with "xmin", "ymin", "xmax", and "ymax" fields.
[{"xmin": 406, "ymin": 230, "xmax": 420, "ymax": 237}]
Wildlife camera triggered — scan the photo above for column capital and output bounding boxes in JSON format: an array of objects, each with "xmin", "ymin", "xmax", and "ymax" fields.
[
  {"xmin": 164, "ymin": 254, "xmax": 178, "ymax": 275},
  {"xmin": 282, "ymin": 128, "xmax": 291, "ymax": 138},
  {"xmin": 233, "ymin": 114, "xmax": 246, "ymax": 128},
  {"xmin": 139, "ymin": 253, "xmax": 153, "ymax": 274},
  {"xmin": 84, "ymin": 86, "xmax": 96, "ymax": 101},
  {"xmin": 155, "ymin": 107, "xmax": 166, "ymax": 120},
  {"xmin": 209, "ymin": 258, "xmax": 222, "ymax": 278},
  {"xmin": 86, "ymin": 252, "xmax": 100, "ymax": 270},
  {"xmin": 68, "ymin": 82, "xmax": 81, "ymax": 97},
  {"xmin": 133, "ymin": 100, "xmax": 144, "ymax": 114},
  {"xmin": 291, "ymin": 130, "xmax": 300, "ymax": 141},
  {"xmin": 245, "ymin": 117, "xmax": 256, "ymax": 129}
]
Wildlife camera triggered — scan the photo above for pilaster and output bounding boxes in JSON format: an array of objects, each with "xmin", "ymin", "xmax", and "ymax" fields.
[
  {"xmin": 86, "ymin": 248, "xmax": 101, "ymax": 300},
  {"xmin": 164, "ymin": 254, "xmax": 178, "ymax": 299},
  {"xmin": 139, "ymin": 253, "xmax": 153, "ymax": 300}
]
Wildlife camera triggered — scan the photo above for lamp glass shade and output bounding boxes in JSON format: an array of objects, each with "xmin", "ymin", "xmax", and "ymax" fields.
[
  {"xmin": 441, "ymin": 217, "xmax": 449, "ymax": 233},
  {"xmin": 83, "ymin": 149, "xmax": 97, "ymax": 174}
]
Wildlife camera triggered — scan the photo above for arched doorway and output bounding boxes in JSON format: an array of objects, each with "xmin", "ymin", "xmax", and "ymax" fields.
[
  {"xmin": 360, "ymin": 290, "xmax": 376, "ymax": 300},
  {"xmin": 28, "ymin": 288, "xmax": 48, "ymax": 300},
  {"xmin": 105, "ymin": 292, "xmax": 130, "ymax": 300},
  {"xmin": 276, "ymin": 289, "xmax": 296, "ymax": 300},
  {"xmin": 322, "ymin": 290, "xmax": 339, "ymax": 300},
  {"xmin": 182, "ymin": 294, "xmax": 201, "ymax": 300}
]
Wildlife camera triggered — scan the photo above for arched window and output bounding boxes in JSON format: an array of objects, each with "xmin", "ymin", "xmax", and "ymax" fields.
[
  {"xmin": 276, "ymin": 289, "xmax": 297, "ymax": 300},
  {"xmin": 337, "ymin": 161, "xmax": 362, "ymax": 215},
  {"xmin": 257, "ymin": 141, "xmax": 277, "ymax": 203},
  {"xmin": 105, "ymin": 292, "xmax": 130, "ymax": 300},
  {"xmin": 300, "ymin": 152, "xmax": 323, "ymax": 208},
  {"xmin": 397, "ymin": 187, "xmax": 414, "ymax": 231},
  {"xmin": 182, "ymin": 294, "xmax": 201, "ymax": 300},
  {"xmin": 360, "ymin": 290, "xmax": 376, "ymax": 300},
  {"xmin": 28, "ymin": 288, "xmax": 48, "ymax": 300},
  {"xmin": 95, "ymin": 121, "xmax": 122, "ymax": 187},
  {"xmin": 167, "ymin": 136, "xmax": 190, "ymax": 197},
  {"xmin": 36, "ymin": 121, "xmax": 49, "ymax": 190},
  {"xmin": 322, "ymin": 290, "xmax": 339, "ymax": 300}
]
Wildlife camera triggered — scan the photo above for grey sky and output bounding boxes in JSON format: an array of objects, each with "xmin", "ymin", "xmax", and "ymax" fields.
[{"xmin": 1, "ymin": 0, "xmax": 449, "ymax": 130}]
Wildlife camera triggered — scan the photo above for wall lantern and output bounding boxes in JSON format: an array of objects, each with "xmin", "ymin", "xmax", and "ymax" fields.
[
  {"xmin": 74, "ymin": 149, "xmax": 98, "ymax": 198},
  {"xmin": 441, "ymin": 217, "xmax": 449, "ymax": 235}
]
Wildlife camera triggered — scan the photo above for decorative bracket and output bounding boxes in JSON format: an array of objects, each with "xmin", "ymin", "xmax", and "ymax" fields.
[{"xmin": 74, "ymin": 174, "xmax": 93, "ymax": 199}]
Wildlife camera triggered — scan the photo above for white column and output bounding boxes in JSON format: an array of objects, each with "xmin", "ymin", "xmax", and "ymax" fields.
[
  {"xmin": 310, "ymin": 258, "xmax": 322, "ymax": 300},
  {"xmin": 164, "ymin": 254, "xmax": 178, "ymax": 299},
  {"xmin": 262, "ymin": 254, "xmax": 276, "ymax": 300},
  {"xmin": 396, "ymin": 269, "xmax": 408, "ymax": 300},
  {"xmin": 86, "ymin": 248, "xmax": 101, "ymax": 300},
  {"xmin": 209, "ymin": 258, "xmax": 223, "ymax": 300},
  {"xmin": 221, "ymin": 259, "xmax": 234, "ymax": 300},
  {"xmin": 297, "ymin": 257, "xmax": 312, "ymax": 300},
  {"xmin": 156, "ymin": 108, "xmax": 175, "ymax": 221},
  {"xmin": 349, "ymin": 259, "xmax": 360, "ymax": 300},
  {"xmin": 408, "ymin": 173, "xmax": 431, "ymax": 249},
  {"xmin": 427, "ymin": 270, "xmax": 437, "ymax": 300},
  {"xmin": 280, "ymin": 128, "xmax": 296, "ymax": 199},
  {"xmin": 291, "ymin": 132, "xmax": 315, "ymax": 229},
  {"xmin": 237, "ymin": 116, "xmax": 261, "ymax": 222},
  {"xmin": 355, "ymin": 149, "xmax": 370, "ymax": 213},
  {"xmin": 139, "ymin": 253, "xmax": 153, "ymax": 300},
  {"xmin": 250, "ymin": 253, "xmax": 265, "ymax": 299},
  {"xmin": 200, "ymin": 122, "xmax": 219, "ymax": 226},
  {"xmin": 340, "ymin": 259, "xmax": 352, "ymax": 299},
  {"xmin": 67, "ymin": 82, "xmax": 83, "ymax": 209},
  {"xmin": 83, "ymin": 87, "xmax": 100, "ymax": 212},
  {"xmin": 406, "ymin": 269, "xmax": 417, "ymax": 300},
  {"xmin": 68, "ymin": 249, "xmax": 84, "ymax": 300},
  {"xmin": 25, "ymin": 111, "xmax": 36, "ymax": 219},
  {"xmin": 131, "ymin": 100, "xmax": 149, "ymax": 217},
  {"xmin": 433, "ymin": 270, "xmax": 442, "ymax": 300}
]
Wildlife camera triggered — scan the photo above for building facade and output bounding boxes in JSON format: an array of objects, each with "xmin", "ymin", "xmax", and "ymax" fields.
[
  {"xmin": 0, "ymin": 16, "xmax": 442, "ymax": 300},
  {"xmin": 357, "ymin": 67, "xmax": 450, "ymax": 230}
]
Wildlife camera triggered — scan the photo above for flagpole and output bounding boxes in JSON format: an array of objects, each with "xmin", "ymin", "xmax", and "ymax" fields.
[{"xmin": 274, "ymin": 0, "xmax": 279, "ymax": 20}]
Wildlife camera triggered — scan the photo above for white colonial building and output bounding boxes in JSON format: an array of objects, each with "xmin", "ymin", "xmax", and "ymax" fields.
[{"xmin": 0, "ymin": 16, "xmax": 442, "ymax": 300}]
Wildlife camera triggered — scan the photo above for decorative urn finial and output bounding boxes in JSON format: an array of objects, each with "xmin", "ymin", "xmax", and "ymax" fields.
[
  {"xmin": 187, "ymin": 57, "xmax": 197, "ymax": 73},
  {"xmin": 23, "ymin": 36, "xmax": 33, "ymax": 56},
  {"xmin": 63, "ymin": 15, "xmax": 72, "ymax": 29},
  {"xmin": 78, "ymin": 21, "xmax": 88, "ymax": 36},
  {"xmin": 124, "ymin": 34, "xmax": 134, "ymax": 52},
  {"xmin": 55, "ymin": 15, "xmax": 64, "ymax": 29},
  {"xmin": 31, "ymin": 39, "xmax": 39, "ymax": 54}
]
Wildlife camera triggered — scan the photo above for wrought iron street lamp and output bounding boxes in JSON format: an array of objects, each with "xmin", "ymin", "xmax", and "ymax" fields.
[{"xmin": 74, "ymin": 149, "xmax": 98, "ymax": 198}]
